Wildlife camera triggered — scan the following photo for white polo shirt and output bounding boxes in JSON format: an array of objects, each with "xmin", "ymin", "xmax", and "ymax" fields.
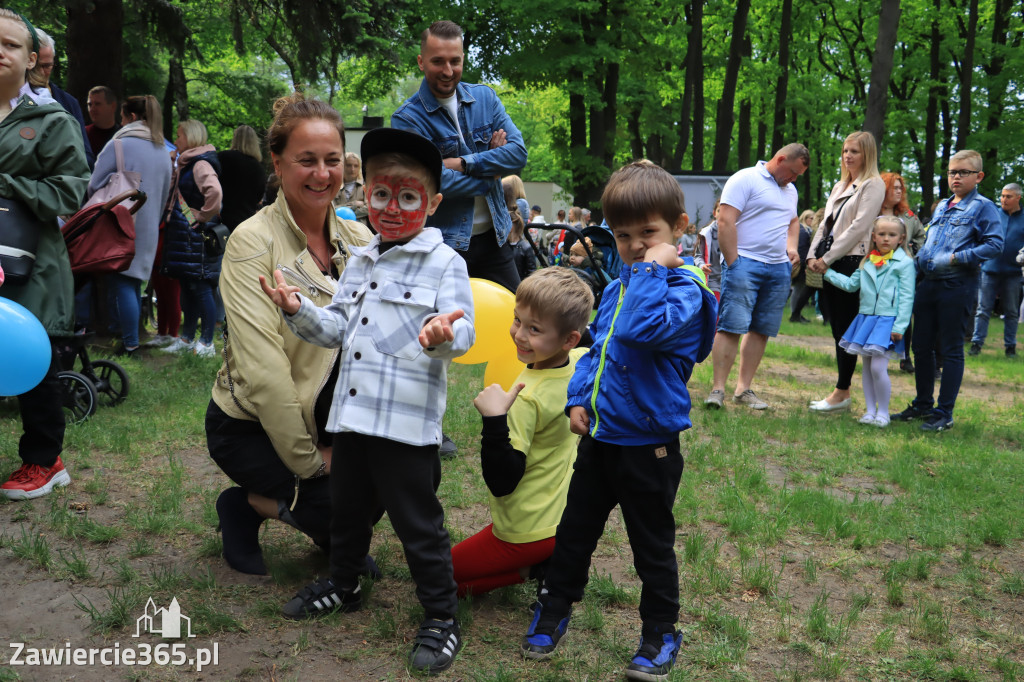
[{"xmin": 719, "ymin": 160, "xmax": 798, "ymax": 264}]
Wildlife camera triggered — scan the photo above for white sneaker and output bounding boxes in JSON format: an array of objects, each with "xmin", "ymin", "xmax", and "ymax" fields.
[
  {"xmin": 160, "ymin": 337, "xmax": 194, "ymax": 354},
  {"xmin": 145, "ymin": 334, "xmax": 175, "ymax": 347},
  {"xmin": 193, "ymin": 341, "xmax": 216, "ymax": 358}
]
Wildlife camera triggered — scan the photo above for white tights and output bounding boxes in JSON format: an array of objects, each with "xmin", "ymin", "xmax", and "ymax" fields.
[{"xmin": 861, "ymin": 355, "xmax": 892, "ymax": 420}]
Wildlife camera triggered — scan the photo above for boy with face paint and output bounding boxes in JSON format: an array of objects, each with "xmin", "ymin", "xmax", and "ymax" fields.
[{"xmin": 262, "ymin": 128, "xmax": 474, "ymax": 676}]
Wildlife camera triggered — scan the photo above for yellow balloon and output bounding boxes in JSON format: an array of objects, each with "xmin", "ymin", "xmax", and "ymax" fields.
[
  {"xmin": 456, "ymin": 278, "xmax": 518, "ymax": 366},
  {"xmin": 484, "ymin": 353, "xmax": 527, "ymax": 391}
]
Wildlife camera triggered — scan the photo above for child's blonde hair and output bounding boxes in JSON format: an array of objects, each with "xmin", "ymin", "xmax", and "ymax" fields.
[
  {"xmin": 860, "ymin": 215, "xmax": 907, "ymax": 268},
  {"xmin": 516, "ymin": 268, "xmax": 594, "ymax": 335},
  {"xmin": 949, "ymin": 150, "xmax": 983, "ymax": 172}
]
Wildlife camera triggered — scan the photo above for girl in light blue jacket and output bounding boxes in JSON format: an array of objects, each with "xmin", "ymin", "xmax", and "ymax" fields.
[{"xmin": 825, "ymin": 216, "xmax": 916, "ymax": 426}]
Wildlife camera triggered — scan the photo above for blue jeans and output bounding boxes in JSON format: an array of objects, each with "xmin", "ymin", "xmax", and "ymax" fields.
[
  {"xmin": 971, "ymin": 271, "xmax": 1023, "ymax": 348},
  {"xmin": 107, "ymin": 273, "xmax": 143, "ymax": 349},
  {"xmin": 179, "ymin": 278, "xmax": 218, "ymax": 345},
  {"xmin": 718, "ymin": 255, "xmax": 791, "ymax": 337},
  {"xmin": 911, "ymin": 275, "xmax": 978, "ymax": 419}
]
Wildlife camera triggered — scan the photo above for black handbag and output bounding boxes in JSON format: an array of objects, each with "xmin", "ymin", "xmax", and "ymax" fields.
[
  {"xmin": 200, "ymin": 222, "xmax": 230, "ymax": 256},
  {"xmin": 0, "ymin": 196, "xmax": 41, "ymax": 286}
]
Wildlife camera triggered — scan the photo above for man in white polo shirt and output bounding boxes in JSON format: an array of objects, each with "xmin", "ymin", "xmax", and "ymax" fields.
[{"xmin": 705, "ymin": 143, "xmax": 809, "ymax": 410}]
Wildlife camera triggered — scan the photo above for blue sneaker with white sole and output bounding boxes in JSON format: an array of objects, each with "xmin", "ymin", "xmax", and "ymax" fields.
[
  {"xmin": 624, "ymin": 625, "xmax": 683, "ymax": 682},
  {"xmin": 521, "ymin": 597, "xmax": 572, "ymax": 660}
]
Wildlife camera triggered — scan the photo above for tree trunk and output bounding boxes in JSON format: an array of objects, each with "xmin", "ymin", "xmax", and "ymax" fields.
[
  {"xmin": 65, "ymin": 0, "xmax": 124, "ymax": 113},
  {"xmin": 673, "ymin": 0, "xmax": 703, "ymax": 172},
  {"xmin": 955, "ymin": 0, "xmax": 978, "ymax": 150},
  {"xmin": 863, "ymin": 0, "xmax": 902, "ymax": 144},
  {"xmin": 628, "ymin": 108, "xmax": 644, "ymax": 161},
  {"xmin": 738, "ymin": 99, "xmax": 752, "ymax": 169},
  {"xmin": 168, "ymin": 57, "xmax": 189, "ymax": 124},
  {"xmin": 917, "ymin": 13, "xmax": 942, "ymax": 218},
  {"xmin": 981, "ymin": 0, "xmax": 1015, "ymax": 196},
  {"xmin": 711, "ymin": 0, "xmax": 751, "ymax": 171},
  {"xmin": 771, "ymin": 0, "xmax": 793, "ymax": 152}
]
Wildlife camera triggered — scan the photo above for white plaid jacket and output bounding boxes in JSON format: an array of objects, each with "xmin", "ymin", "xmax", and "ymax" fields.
[{"xmin": 285, "ymin": 228, "xmax": 475, "ymax": 446}]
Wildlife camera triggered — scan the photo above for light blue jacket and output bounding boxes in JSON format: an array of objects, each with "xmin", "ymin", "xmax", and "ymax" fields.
[
  {"xmin": 391, "ymin": 80, "xmax": 528, "ymax": 251},
  {"xmin": 825, "ymin": 247, "xmax": 916, "ymax": 335}
]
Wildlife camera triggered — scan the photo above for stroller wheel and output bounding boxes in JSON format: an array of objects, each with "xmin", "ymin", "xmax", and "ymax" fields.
[
  {"xmin": 57, "ymin": 371, "xmax": 98, "ymax": 424},
  {"xmin": 87, "ymin": 360, "xmax": 130, "ymax": 406}
]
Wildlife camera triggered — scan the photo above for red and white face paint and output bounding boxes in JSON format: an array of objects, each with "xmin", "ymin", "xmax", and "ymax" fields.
[{"xmin": 368, "ymin": 175, "xmax": 430, "ymax": 241}]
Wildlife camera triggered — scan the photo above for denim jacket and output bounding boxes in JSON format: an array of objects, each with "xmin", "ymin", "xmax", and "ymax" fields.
[
  {"xmin": 391, "ymin": 80, "xmax": 528, "ymax": 251},
  {"xmin": 916, "ymin": 188, "xmax": 1002, "ymax": 279}
]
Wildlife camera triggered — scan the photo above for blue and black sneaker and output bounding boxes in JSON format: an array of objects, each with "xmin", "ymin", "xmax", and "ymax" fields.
[
  {"xmin": 521, "ymin": 596, "xmax": 572, "ymax": 660},
  {"xmin": 624, "ymin": 625, "xmax": 683, "ymax": 682}
]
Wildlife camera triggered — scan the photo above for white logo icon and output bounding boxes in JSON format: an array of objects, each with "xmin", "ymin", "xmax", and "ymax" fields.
[{"xmin": 134, "ymin": 597, "xmax": 196, "ymax": 639}]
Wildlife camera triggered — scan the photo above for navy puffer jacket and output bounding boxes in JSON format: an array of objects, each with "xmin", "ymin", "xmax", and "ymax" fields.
[{"xmin": 162, "ymin": 150, "xmax": 222, "ymax": 281}]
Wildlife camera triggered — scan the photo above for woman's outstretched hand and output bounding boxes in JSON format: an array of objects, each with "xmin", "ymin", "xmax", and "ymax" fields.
[{"xmin": 259, "ymin": 270, "xmax": 302, "ymax": 315}]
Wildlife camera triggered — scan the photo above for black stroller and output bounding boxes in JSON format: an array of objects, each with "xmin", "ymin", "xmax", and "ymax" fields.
[
  {"xmin": 523, "ymin": 223, "xmax": 615, "ymax": 307},
  {"xmin": 55, "ymin": 190, "xmax": 144, "ymax": 423}
]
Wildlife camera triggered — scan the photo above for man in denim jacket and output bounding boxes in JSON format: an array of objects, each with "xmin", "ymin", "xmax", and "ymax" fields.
[
  {"xmin": 895, "ymin": 150, "xmax": 1003, "ymax": 431},
  {"xmin": 392, "ymin": 20, "xmax": 528, "ymax": 293}
]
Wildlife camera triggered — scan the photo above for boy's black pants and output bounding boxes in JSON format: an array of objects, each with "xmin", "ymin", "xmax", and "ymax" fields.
[
  {"xmin": 329, "ymin": 432, "xmax": 458, "ymax": 619},
  {"xmin": 544, "ymin": 435, "xmax": 684, "ymax": 626}
]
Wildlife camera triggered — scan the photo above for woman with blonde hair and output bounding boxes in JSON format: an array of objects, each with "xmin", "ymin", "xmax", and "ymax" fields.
[
  {"xmin": 160, "ymin": 118, "xmax": 223, "ymax": 357},
  {"xmin": 87, "ymin": 94, "xmax": 173, "ymax": 354},
  {"xmin": 332, "ymin": 151, "xmax": 367, "ymax": 221},
  {"xmin": 807, "ymin": 131, "xmax": 886, "ymax": 411}
]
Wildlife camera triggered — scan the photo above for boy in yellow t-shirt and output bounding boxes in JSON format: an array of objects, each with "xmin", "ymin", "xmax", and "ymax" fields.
[{"xmin": 451, "ymin": 267, "xmax": 594, "ymax": 597}]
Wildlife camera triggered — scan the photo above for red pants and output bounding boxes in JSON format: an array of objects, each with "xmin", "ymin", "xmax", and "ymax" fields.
[
  {"xmin": 151, "ymin": 270, "xmax": 180, "ymax": 337},
  {"xmin": 451, "ymin": 523, "xmax": 555, "ymax": 598}
]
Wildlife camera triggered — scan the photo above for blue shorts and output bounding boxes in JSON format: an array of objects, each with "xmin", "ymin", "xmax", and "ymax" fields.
[{"xmin": 717, "ymin": 255, "xmax": 791, "ymax": 337}]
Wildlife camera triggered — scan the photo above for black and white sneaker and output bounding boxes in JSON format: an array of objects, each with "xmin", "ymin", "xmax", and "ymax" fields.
[
  {"xmin": 408, "ymin": 618, "xmax": 462, "ymax": 675},
  {"xmin": 281, "ymin": 578, "xmax": 361, "ymax": 619}
]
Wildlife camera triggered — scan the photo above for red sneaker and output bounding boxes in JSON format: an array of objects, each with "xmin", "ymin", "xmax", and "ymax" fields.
[{"xmin": 1, "ymin": 457, "xmax": 72, "ymax": 500}]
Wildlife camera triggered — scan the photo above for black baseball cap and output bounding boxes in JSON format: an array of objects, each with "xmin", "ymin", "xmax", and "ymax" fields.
[{"xmin": 361, "ymin": 128, "xmax": 443, "ymax": 193}]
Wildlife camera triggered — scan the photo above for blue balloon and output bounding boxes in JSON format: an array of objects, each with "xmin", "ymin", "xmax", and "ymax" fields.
[
  {"xmin": 0, "ymin": 297, "xmax": 51, "ymax": 396},
  {"xmin": 335, "ymin": 206, "xmax": 358, "ymax": 221}
]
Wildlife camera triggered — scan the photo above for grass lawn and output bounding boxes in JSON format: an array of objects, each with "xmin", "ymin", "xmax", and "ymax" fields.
[{"xmin": 1, "ymin": 316, "xmax": 1022, "ymax": 681}]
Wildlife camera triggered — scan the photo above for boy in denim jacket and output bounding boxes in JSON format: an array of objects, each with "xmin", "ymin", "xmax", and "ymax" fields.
[
  {"xmin": 894, "ymin": 150, "xmax": 1002, "ymax": 431},
  {"xmin": 521, "ymin": 161, "xmax": 717, "ymax": 681}
]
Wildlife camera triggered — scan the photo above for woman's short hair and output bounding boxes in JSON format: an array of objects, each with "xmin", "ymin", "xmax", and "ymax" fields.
[
  {"xmin": 880, "ymin": 172, "xmax": 910, "ymax": 215},
  {"xmin": 122, "ymin": 95, "xmax": 163, "ymax": 145},
  {"xmin": 231, "ymin": 124, "xmax": 262, "ymax": 162},
  {"xmin": 177, "ymin": 119, "xmax": 208, "ymax": 149},
  {"xmin": 840, "ymin": 131, "xmax": 880, "ymax": 183},
  {"xmin": 267, "ymin": 92, "xmax": 345, "ymax": 158}
]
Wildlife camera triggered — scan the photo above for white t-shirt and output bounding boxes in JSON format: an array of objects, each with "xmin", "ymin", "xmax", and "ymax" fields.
[
  {"xmin": 437, "ymin": 94, "xmax": 492, "ymax": 236},
  {"xmin": 719, "ymin": 161, "xmax": 798, "ymax": 264}
]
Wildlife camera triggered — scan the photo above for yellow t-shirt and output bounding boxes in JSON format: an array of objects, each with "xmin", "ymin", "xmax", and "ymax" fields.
[{"xmin": 490, "ymin": 347, "xmax": 587, "ymax": 543}]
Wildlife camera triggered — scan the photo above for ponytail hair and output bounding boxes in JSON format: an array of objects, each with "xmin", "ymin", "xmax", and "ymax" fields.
[{"xmin": 122, "ymin": 95, "xmax": 163, "ymax": 145}]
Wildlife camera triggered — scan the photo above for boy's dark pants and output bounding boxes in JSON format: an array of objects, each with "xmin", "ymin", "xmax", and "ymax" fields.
[
  {"xmin": 330, "ymin": 432, "xmax": 458, "ymax": 619},
  {"xmin": 911, "ymin": 273, "xmax": 978, "ymax": 418},
  {"xmin": 544, "ymin": 435, "xmax": 684, "ymax": 626}
]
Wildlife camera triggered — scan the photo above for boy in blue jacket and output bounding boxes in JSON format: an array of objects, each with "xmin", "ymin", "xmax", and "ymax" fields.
[{"xmin": 521, "ymin": 160, "xmax": 717, "ymax": 681}]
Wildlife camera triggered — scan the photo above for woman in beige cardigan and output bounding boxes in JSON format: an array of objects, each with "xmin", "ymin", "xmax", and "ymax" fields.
[{"xmin": 806, "ymin": 131, "xmax": 886, "ymax": 411}]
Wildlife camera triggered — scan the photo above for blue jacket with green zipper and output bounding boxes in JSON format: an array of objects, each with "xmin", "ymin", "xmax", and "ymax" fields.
[{"xmin": 566, "ymin": 262, "xmax": 718, "ymax": 446}]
